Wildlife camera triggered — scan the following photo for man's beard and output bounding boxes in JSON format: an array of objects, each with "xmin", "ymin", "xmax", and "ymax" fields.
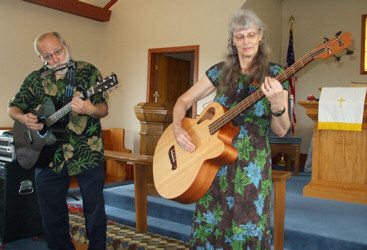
[{"xmin": 44, "ymin": 49, "xmax": 70, "ymax": 75}]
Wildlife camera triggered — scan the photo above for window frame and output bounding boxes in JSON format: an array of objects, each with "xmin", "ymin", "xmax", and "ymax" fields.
[{"xmin": 361, "ymin": 14, "xmax": 367, "ymax": 74}]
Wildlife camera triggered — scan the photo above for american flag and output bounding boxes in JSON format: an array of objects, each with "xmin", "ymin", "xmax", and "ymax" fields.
[{"xmin": 286, "ymin": 23, "xmax": 297, "ymax": 135}]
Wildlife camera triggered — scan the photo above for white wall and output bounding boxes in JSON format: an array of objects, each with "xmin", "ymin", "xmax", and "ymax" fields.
[
  {"xmin": 99, "ymin": 0, "xmax": 287, "ymax": 153},
  {"xmin": 0, "ymin": 0, "xmax": 104, "ymax": 122},
  {"xmin": 0, "ymin": 0, "xmax": 246, "ymax": 153},
  {"xmin": 1, "ymin": 0, "xmax": 366, "ymax": 155},
  {"xmin": 91, "ymin": 0, "xmax": 247, "ymax": 152},
  {"xmin": 244, "ymin": 0, "xmax": 284, "ymax": 62},
  {"xmin": 281, "ymin": 0, "xmax": 367, "ymax": 153}
]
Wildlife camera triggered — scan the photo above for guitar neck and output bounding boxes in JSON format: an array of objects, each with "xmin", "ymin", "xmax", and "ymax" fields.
[
  {"xmin": 45, "ymin": 103, "xmax": 72, "ymax": 127},
  {"xmin": 42, "ymin": 73, "xmax": 118, "ymax": 127},
  {"xmin": 44, "ymin": 87, "xmax": 94, "ymax": 127},
  {"xmin": 209, "ymin": 52, "xmax": 315, "ymax": 134}
]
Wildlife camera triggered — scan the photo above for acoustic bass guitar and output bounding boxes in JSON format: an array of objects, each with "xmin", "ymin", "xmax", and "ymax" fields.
[
  {"xmin": 153, "ymin": 32, "xmax": 353, "ymax": 204},
  {"xmin": 13, "ymin": 73, "xmax": 118, "ymax": 169}
]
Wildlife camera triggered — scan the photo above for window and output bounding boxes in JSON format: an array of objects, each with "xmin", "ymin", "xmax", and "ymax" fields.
[{"xmin": 361, "ymin": 14, "xmax": 367, "ymax": 74}]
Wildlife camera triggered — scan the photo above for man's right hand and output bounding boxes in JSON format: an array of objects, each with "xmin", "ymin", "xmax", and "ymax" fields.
[{"xmin": 23, "ymin": 113, "xmax": 44, "ymax": 131}]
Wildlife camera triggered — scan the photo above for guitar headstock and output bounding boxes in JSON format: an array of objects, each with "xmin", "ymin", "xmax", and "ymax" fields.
[
  {"xmin": 93, "ymin": 73, "xmax": 119, "ymax": 94},
  {"xmin": 312, "ymin": 32, "xmax": 353, "ymax": 60}
]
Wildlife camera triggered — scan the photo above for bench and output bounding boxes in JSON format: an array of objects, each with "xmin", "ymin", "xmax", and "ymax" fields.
[{"xmin": 104, "ymin": 150, "xmax": 291, "ymax": 250}]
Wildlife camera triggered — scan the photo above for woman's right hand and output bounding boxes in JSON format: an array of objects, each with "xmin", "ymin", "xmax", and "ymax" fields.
[
  {"xmin": 173, "ymin": 123, "xmax": 196, "ymax": 153},
  {"xmin": 171, "ymin": 74, "xmax": 216, "ymax": 153}
]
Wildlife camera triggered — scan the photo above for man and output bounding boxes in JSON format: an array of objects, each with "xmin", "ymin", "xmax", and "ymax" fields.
[{"xmin": 8, "ymin": 32, "xmax": 108, "ymax": 250}]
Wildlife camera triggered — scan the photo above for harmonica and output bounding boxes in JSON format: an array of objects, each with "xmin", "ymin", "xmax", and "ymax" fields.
[{"xmin": 41, "ymin": 61, "xmax": 75, "ymax": 78}]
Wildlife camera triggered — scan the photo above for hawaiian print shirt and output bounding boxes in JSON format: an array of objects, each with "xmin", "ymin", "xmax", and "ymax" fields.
[{"xmin": 9, "ymin": 60, "xmax": 107, "ymax": 175}]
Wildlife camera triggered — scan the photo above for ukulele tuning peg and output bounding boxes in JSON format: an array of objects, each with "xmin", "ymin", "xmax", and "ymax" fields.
[
  {"xmin": 333, "ymin": 55, "xmax": 341, "ymax": 63},
  {"xmin": 345, "ymin": 49, "xmax": 354, "ymax": 55},
  {"xmin": 335, "ymin": 31, "xmax": 342, "ymax": 37}
]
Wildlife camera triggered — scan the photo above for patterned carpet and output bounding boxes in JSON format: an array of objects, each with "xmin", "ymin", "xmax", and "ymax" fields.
[{"xmin": 69, "ymin": 211, "xmax": 190, "ymax": 249}]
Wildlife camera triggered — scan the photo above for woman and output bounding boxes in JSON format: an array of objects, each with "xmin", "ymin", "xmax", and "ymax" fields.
[{"xmin": 172, "ymin": 9, "xmax": 290, "ymax": 249}]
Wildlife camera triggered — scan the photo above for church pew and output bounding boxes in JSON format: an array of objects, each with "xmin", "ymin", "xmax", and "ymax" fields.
[{"xmin": 104, "ymin": 150, "xmax": 291, "ymax": 250}]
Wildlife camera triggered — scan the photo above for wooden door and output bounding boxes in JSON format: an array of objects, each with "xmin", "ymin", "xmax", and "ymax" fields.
[
  {"xmin": 147, "ymin": 45, "xmax": 199, "ymax": 117},
  {"xmin": 153, "ymin": 54, "xmax": 191, "ymax": 107}
]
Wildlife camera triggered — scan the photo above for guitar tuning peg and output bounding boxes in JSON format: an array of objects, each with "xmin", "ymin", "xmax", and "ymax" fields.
[
  {"xmin": 335, "ymin": 31, "xmax": 342, "ymax": 37},
  {"xmin": 323, "ymin": 37, "xmax": 329, "ymax": 43},
  {"xmin": 345, "ymin": 49, "xmax": 354, "ymax": 55},
  {"xmin": 333, "ymin": 55, "xmax": 341, "ymax": 63}
]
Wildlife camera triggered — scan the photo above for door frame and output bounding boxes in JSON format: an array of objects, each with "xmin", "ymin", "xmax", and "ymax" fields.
[{"xmin": 146, "ymin": 45, "xmax": 199, "ymax": 118}]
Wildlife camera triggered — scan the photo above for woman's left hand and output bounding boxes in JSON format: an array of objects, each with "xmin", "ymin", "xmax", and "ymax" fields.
[{"xmin": 261, "ymin": 76, "xmax": 284, "ymax": 112}]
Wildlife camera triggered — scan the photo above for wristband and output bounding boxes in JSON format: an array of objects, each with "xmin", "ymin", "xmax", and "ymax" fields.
[{"xmin": 271, "ymin": 107, "xmax": 286, "ymax": 117}]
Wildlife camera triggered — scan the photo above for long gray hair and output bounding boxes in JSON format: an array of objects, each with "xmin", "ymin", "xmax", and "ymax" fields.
[{"xmin": 220, "ymin": 9, "xmax": 270, "ymax": 98}]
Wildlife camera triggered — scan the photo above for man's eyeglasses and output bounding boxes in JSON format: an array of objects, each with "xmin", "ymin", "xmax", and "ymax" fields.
[
  {"xmin": 233, "ymin": 32, "xmax": 259, "ymax": 42},
  {"xmin": 41, "ymin": 46, "xmax": 64, "ymax": 61}
]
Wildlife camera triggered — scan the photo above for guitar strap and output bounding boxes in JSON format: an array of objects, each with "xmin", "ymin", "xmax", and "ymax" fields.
[
  {"xmin": 63, "ymin": 61, "xmax": 76, "ymax": 105},
  {"xmin": 60, "ymin": 61, "xmax": 76, "ymax": 123}
]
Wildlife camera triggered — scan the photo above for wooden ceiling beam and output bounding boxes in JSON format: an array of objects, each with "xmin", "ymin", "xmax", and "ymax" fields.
[
  {"xmin": 104, "ymin": 0, "xmax": 118, "ymax": 10},
  {"xmin": 23, "ymin": 0, "xmax": 117, "ymax": 22}
]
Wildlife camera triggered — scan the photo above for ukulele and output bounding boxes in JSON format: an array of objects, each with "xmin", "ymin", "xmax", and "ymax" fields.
[{"xmin": 153, "ymin": 32, "xmax": 353, "ymax": 204}]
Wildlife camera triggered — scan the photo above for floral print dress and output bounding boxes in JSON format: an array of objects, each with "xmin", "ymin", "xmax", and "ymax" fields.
[{"xmin": 190, "ymin": 62, "xmax": 288, "ymax": 250}]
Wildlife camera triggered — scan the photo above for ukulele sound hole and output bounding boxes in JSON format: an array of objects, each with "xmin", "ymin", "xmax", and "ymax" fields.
[{"xmin": 168, "ymin": 145, "xmax": 177, "ymax": 170}]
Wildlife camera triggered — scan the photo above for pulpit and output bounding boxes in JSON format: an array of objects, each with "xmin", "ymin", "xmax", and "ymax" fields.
[
  {"xmin": 134, "ymin": 102, "xmax": 173, "ymax": 195},
  {"xmin": 299, "ymin": 100, "xmax": 367, "ymax": 204}
]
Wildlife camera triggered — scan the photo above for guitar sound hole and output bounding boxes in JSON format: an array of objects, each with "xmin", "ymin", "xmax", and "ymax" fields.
[
  {"xmin": 38, "ymin": 122, "xmax": 48, "ymax": 137},
  {"xmin": 197, "ymin": 107, "xmax": 215, "ymax": 125}
]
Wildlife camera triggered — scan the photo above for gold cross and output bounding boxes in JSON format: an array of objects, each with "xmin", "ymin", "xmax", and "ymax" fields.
[
  {"xmin": 153, "ymin": 91, "xmax": 160, "ymax": 103},
  {"xmin": 337, "ymin": 97, "xmax": 346, "ymax": 108}
]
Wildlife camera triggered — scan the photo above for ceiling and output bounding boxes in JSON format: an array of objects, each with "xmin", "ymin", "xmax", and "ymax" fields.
[
  {"xmin": 79, "ymin": 0, "xmax": 112, "ymax": 8},
  {"xmin": 23, "ymin": 0, "xmax": 118, "ymax": 21}
]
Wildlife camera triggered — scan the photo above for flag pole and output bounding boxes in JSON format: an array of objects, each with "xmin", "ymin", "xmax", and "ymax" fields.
[{"xmin": 287, "ymin": 15, "xmax": 297, "ymax": 135}]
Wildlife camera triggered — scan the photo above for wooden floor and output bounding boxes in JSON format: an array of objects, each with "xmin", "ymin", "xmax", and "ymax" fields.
[
  {"xmin": 69, "ymin": 175, "xmax": 122, "ymax": 189},
  {"xmin": 72, "ymin": 240, "xmax": 88, "ymax": 250}
]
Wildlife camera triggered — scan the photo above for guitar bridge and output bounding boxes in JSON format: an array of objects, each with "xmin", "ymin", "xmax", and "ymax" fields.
[{"xmin": 168, "ymin": 146, "xmax": 177, "ymax": 170}]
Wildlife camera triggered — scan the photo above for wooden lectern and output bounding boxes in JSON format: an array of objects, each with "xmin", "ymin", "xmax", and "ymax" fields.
[
  {"xmin": 299, "ymin": 100, "xmax": 367, "ymax": 204},
  {"xmin": 134, "ymin": 102, "xmax": 173, "ymax": 195}
]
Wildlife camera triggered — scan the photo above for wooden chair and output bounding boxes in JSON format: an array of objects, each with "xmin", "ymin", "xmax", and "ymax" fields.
[{"xmin": 102, "ymin": 128, "xmax": 132, "ymax": 182}]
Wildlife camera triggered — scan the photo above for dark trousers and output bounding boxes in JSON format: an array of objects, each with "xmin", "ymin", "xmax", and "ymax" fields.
[{"xmin": 35, "ymin": 162, "xmax": 106, "ymax": 250}]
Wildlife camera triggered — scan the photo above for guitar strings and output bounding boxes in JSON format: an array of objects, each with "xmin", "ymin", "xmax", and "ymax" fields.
[{"xmin": 208, "ymin": 35, "xmax": 345, "ymax": 134}]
